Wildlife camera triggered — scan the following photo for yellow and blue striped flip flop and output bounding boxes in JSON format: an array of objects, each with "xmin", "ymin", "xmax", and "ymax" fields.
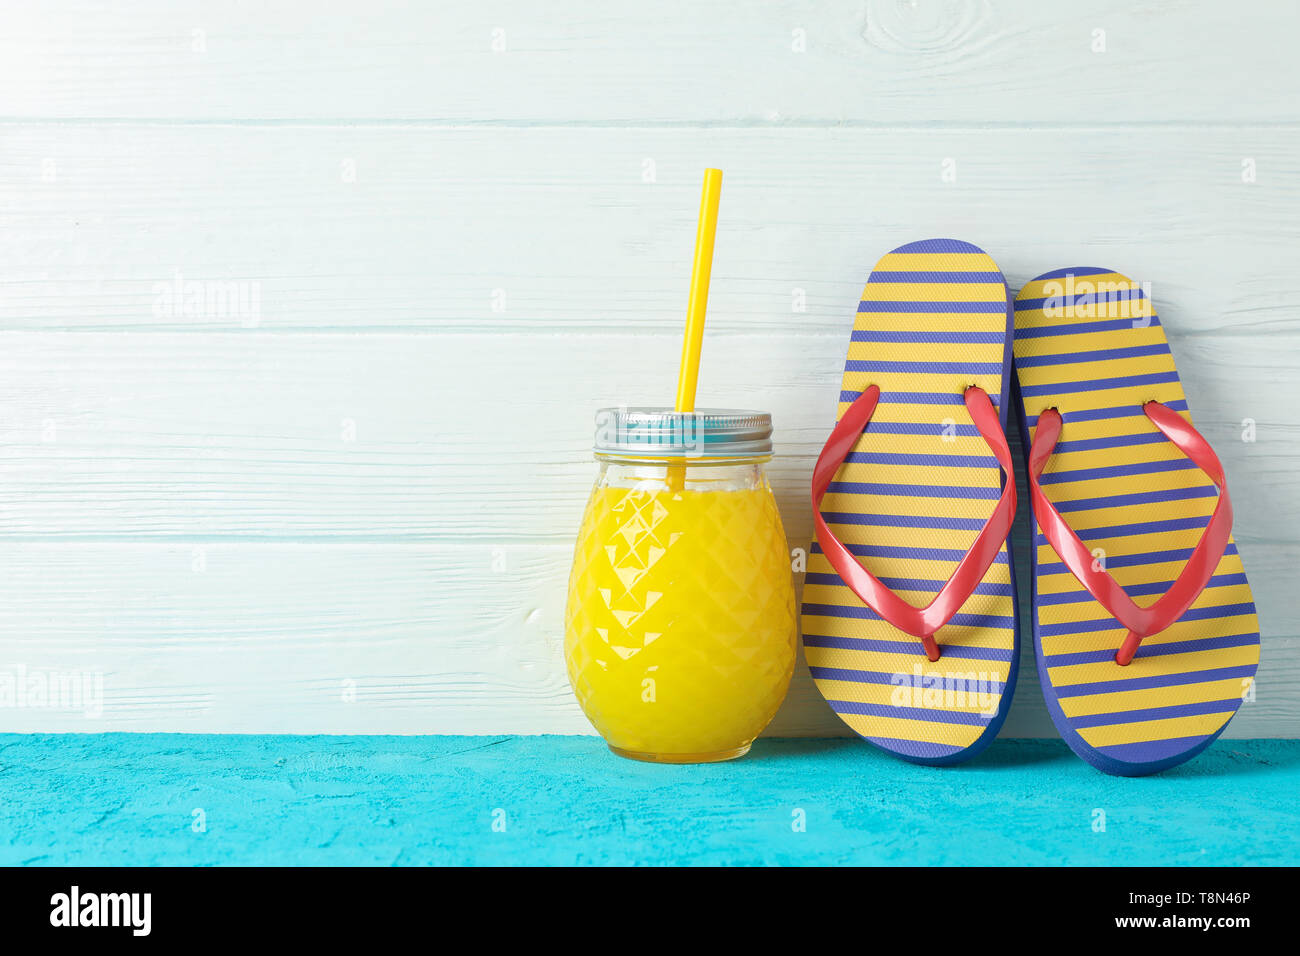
[
  {"xmin": 1013, "ymin": 268, "xmax": 1260, "ymax": 776},
  {"xmin": 802, "ymin": 239, "xmax": 1019, "ymax": 765}
]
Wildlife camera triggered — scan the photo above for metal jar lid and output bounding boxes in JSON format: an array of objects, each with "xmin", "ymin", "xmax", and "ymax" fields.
[{"xmin": 593, "ymin": 407, "xmax": 773, "ymax": 459}]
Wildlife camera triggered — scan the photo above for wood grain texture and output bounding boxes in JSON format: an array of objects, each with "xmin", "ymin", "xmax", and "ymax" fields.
[
  {"xmin": 0, "ymin": 2, "xmax": 1295, "ymax": 736},
  {"xmin": 3, "ymin": 1, "xmax": 1299, "ymax": 123},
  {"xmin": 2, "ymin": 125, "xmax": 1297, "ymax": 333}
]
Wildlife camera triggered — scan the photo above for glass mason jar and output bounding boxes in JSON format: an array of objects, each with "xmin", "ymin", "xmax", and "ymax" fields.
[{"xmin": 565, "ymin": 407, "xmax": 796, "ymax": 763}]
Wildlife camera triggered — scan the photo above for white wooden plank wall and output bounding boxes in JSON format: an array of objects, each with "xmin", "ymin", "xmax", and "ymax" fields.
[{"xmin": 1, "ymin": 1, "xmax": 1296, "ymax": 735}]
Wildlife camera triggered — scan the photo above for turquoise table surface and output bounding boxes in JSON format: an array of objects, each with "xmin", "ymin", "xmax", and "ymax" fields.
[{"xmin": 3, "ymin": 735, "xmax": 1297, "ymax": 866}]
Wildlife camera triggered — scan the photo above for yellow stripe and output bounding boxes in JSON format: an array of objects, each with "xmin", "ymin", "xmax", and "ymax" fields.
[
  {"xmin": 833, "ymin": 400, "xmax": 1002, "ymax": 428},
  {"xmin": 803, "ymin": 583, "xmax": 1007, "ymax": 607},
  {"xmin": 1033, "ymin": 494, "xmax": 1219, "ymax": 536},
  {"xmin": 827, "ymin": 462, "xmax": 999, "ymax": 490},
  {"xmin": 1078, "ymin": 711, "xmax": 1236, "ymax": 748},
  {"xmin": 852, "ymin": 311, "xmax": 1002, "ymax": 333},
  {"xmin": 871, "ymin": 252, "xmax": 1001, "ymax": 272},
  {"xmin": 1015, "ymin": 325, "xmax": 1163, "ymax": 358},
  {"xmin": 1039, "ymin": 607, "xmax": 1258, "ymax": 658},
  {"xmin": 805, "ymin": 657, "xmax": 1012, "ymax": 687},
  {"xmin": 1026, "ymin": 413, "xmax": 1175, "ymax": 445},
  {"xmin": 1022, "ymin": 354, "xmax": 1177, "ymax": 387},
  {"xmin": 814, "ymin": 677, "xmax": 1007, "ymax": 715},
  {"xmin": 824, "ymin": 526, "xmax": 999, "ymax": 555},
  {"xmin": 861, "ymin": 282, "xmax": 1008, "ymax": 302},
  {"xmin": 1059, "ymin": 677, "xmax": 1250, "ymax": 719},
  {"xmin": 805, "ymin": 647, "xmax": 987, "ymax": 677},
  {"xmin": 1046, "ymin": 438, "xmax": 1185, "ymax": 471},
  {"xmin": 821, "ymin": 495, "xmax": 1000, "ymax": 522},
  {"xmin": 1045, "ymin": 645, "xmax": 1260, "ymax": 687},
  {"xmin": 847, "ymin": 340, "xmax": 1004, "ymax": 363},
  {"xmin": 1012, "ymin": 301, "xmax": 1155, "ymax": 335},
  {"xmin": 807, "ymin": 551, "xmax": 1014, "ymax": 590},
  {"xmin": 1036, "ymin": 554, "xmax": 1246, "ymax": 595},
  {"xmin": 1038, "ymin": 584, "xmax": 1254, "ymax": 628},
  {"xmin": 837, "ymin": 712, "xmax": 986, "ymax": 747},
  {"xmin": 802, "ymin": 610, "xmax": 1015, "ymax": 648},
  {"xmin": 1032, "ymin": 469, "xmax": 1206, "ymax": 510}
]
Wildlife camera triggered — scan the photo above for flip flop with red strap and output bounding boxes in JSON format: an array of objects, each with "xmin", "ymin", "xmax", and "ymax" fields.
[
  {"xmin": 801, "ymin": 239, "xmax": 1020, "ymax": 765},
  {"xmin": 1014, "ymin": 268, "xmax": 1260, "ymax": 776}
]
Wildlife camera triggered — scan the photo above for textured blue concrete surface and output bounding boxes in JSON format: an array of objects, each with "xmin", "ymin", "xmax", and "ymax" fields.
[{"xmin": 1, "ymin": 735, "xmax": 1296, "ymax": 866}]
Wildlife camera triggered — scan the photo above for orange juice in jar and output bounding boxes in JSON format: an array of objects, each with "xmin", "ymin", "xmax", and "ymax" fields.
[{"xmin": 565, "ymin": 408, "xmax": 796, "ymax": 763}]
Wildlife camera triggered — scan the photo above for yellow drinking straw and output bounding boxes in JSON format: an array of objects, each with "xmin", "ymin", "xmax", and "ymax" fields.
[{"xmin": 674, "ymin": 168, "xmax": 723, "ymax": 413}]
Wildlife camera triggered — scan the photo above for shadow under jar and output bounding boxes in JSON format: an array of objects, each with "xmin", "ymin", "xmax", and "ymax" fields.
[{"xmin": 565, "ymin": 408, "xmax": 797, "ymax": 763}]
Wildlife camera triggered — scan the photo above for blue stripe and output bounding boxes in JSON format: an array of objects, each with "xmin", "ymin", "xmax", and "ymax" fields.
[
  {"xmin": 809, "ymin": 666, "xmax": 1007, "ymax": 694},
  {"xmin": 1038, "ymin": 458, "xmax": 1197, "ymax": 485},
  {"xmin": 805, "ymin": 573, "xmax": 1013, "ymax": 597},
  {"xmin": 827, "ymin": 481, "xmax": 1000, "ymax": 500},
  {"xmin": 1037, "ymin": 543, "xmax": 1239, "ymax": 576},
  {"xmin": 867, "ymin": 271, "xmax": 1006, "ymax": 284},
  {"xmin": 1070, "ymin": 698, "xmax": 1242, "ymax": 729},
  {"xmin": 1019, "ymin": 370, "xmax": 1180, "ymax": 397},
  {"xmin": 851, "ymin": 330, "xmax": 1006, "ymax": 344},
  {"xmin": 823, "ymin": 511, "xmax": 986, "ymax": 531},
  {"xmin": 863, "ymin": 735, "xmax": 965, "ymax": 758},
  {"xmin": 845, "ymin": 451, "xmax": 998, "ymax": 468},
  {"xmin": 1036, "ymin": 514, "xmax": 1211, "ymax": 544},
  {"xmin": 810, "ymin": 666, "xmax": 901, "ymax": 686},
  {"xmin": 845, "ymin": 359, "xmax": 1004, "ymax": 375},
  {"xmin": 803, "ymin": 603, "xmax": 1016, "ymax": 631},
  {"xmin": 1093, "ymin": 734, "xmax": 1213, "ymax": 762},
  {"xmin": 1054, "ymin": 663, "xmax": 1258, "ymax": 699},
  {"xmin": 1016, "ymin": 343, "xmax": 1171, "ymax": 369},
  {"xmin": 1038, "ymin": 603, "xmax": 1257, "ymax": 638},
  {"xmin": 1041, "ymin": 631, "xmax": 1258, "ymax": 668},
  {"xmin": 1014, "ymin": 316, "xmax": 1161, "ymax": 337},
  {"xmin": 859, "ymin": 300, "xmax": 1007, "ymax": 313},
  {"xmin": 893, "ymin": 238, "xmax": 988, "ymax": 255},
  {"xmin": 1036, "ymin": 573, "xmax": 1249, "ymax": 607},
  {"xmin": 1053, "ymin": 485, "xmax": 1218, "ymax": 514},
  {"xmin": 827, "ymin": 699, "xmax": 995, "ymax": 726},
  {"xmin": 1054, "ymin": 432, "xmax": 1170, "ymax": 454},
  {"xmin": 840, "ymin": 389, "xmax": 1001, "ymax": 407},
  {"xmin": 804, "ymin": 633, "xmax": 1015, "ymax": 662},
  {"xmin": 811, "ymin": 541, "xmax": 1010, "ymax": 564},
  {"xmin": 1024, "ymin": 400, "xmax": 1188, "ymax": 426}
]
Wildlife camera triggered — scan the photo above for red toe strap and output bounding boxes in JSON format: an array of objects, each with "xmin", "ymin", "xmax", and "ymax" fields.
[
  {"xmin": 1027, "ymin": 401, "xmax": 1233, "ymax": 666},
  {"xmin": 811, "ymin": 385, "xmax": 1017, "ymax": 662}
]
